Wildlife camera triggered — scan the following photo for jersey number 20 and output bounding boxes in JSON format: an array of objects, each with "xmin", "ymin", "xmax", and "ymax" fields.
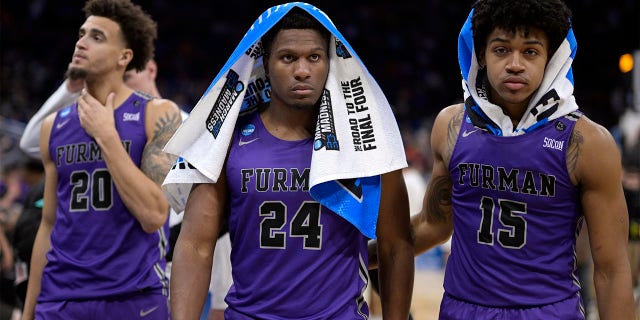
[{"xmin": 69, "ymin": 169, "xmax": 113, "ymax": 211}]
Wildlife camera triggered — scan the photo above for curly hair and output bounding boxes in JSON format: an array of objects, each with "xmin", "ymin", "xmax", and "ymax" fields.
[
  {"xmin": 83, "ymin": 0, "xmax": 157, "ymax": 72},
  {"xmin": 471, "ymin": 0, "xmax": 572, "ymax": 59}
]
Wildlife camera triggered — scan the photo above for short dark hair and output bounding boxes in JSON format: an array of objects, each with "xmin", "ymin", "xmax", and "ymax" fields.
[
  {"xmin": 261, "ymin": 7, "xmax": 331, "ymax": 57},
  {"xmin": 471, "ymin": 0, "xmax": 572, "ymax": 59},
  {"xmin": 83, "ymin": 0, "xmax": 157, "ymax": 72}
]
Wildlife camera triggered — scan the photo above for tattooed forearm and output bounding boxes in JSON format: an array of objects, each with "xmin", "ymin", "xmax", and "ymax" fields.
[
  {"xmin": 567, "ymin": 129, "xmax": 583, "ymax": 178},
  {"xmin": 426, "ymin": 175, "xmax": 453, "ymax": 223},
  {"xmin": 142, "ymin": 110, "xmax": 181, "ymax": 185}
]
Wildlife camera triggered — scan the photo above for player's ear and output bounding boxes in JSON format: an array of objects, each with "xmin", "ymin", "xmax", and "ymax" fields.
[
  {"xmin": 119, "ymin": 49, "xmax": 133, "ymax": 68},
  {"xmin": 477, "ymin": 50, "xmax": 486, "ymax": 68},
  {"xmin": 146, "ymin": 59, "xmax": 158, "ymax": 78}
]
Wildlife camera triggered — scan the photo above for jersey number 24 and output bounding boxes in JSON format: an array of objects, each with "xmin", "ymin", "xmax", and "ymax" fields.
[{"xmin": 260, "ymin": 201, "xmax": 323, "ymax": 250}]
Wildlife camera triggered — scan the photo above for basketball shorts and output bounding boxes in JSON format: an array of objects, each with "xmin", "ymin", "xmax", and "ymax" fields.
[
  {"xmin": 35, "ymin": 292, "xmax": 169, "ymax": 319},
  {"xmin": 439, "ymin": 292, "xmax": 584, "ymax": 320}
]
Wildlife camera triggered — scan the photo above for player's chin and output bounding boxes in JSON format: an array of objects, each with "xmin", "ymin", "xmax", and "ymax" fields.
[
  {"xmin": 497, "ymin": 89, "xmax": 532, "ymax": 106},
  {"xmin": 66, "ymin": 67, "xmax": 89, "ymax": 80},
  {"xmin": 289, "ymin": 96, "xmax": 319, "ymax": 110},
  {"xmin": 291, "ymin": 101, "xmax": 316, "ymax": 110}
]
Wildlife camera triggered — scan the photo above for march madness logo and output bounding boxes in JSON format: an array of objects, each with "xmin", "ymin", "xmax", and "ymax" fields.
[
  {"xmin": 314, "ymin": 89, "xmax": 340, "ymax": 151},
  {"xmin": 205, "ymin": 69, "xmax": 245, "ymax": 138}
]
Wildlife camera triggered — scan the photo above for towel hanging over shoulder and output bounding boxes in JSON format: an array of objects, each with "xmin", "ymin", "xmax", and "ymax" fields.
[{"xmin": 161, "ymin": 2, "xmax": 407, "ymax": 239}]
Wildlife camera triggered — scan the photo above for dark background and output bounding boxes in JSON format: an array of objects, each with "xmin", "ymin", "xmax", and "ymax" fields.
[{"xmin": 1, "ymin": 0, "xmax": 639, "ymax": 131}]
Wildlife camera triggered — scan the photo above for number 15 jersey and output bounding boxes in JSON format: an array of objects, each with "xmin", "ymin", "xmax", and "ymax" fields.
[{"xmin": 445, "ymin": 111, "xmax": 582, "ymax": 307}]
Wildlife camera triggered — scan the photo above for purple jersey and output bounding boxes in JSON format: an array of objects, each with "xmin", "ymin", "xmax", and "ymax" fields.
[
  {"xmin": 41, "ymin": 92, "xmax": 169, "ymax": 302},
  {"xmin": 444, "ymin": 110, "xmax": 583, "ymax": 307},
  {"xmin": 224, "ymin": 112, "xmax": 369, "ymax": 319}
]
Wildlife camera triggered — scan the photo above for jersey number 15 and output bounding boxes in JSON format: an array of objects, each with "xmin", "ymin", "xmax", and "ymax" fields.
[{"xmin": 477, "ymin": 196, "xmax": 527, "ymax": 249}]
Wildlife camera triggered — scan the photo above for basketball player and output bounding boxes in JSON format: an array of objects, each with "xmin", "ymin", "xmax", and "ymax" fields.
[
  {"xmin": 22, "ymin": 0, "xmax": 181, "ymax": 319},
  {"xmin": 19, "ymin": 37, "xmax": 233, "ymax": 320},
  {"xmin": 371, "ymin": 0, "xmax": 634, "ymax": 318},
  {"xmin": 169, "ymin": 7, "xmax": 414, "ymax": 320}
]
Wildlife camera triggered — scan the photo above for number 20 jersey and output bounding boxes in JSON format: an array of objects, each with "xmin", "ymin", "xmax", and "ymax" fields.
[
  {"xmin": 224, "ymin": 112, "xmax": 369, "ymax": 319},
  {"xmin": 445, "ymin": 110, "xmax": 582, "ymax": 307},
  {"xmin": 42, "ymin": 92, "xmax": 168, "ymax": 301}
]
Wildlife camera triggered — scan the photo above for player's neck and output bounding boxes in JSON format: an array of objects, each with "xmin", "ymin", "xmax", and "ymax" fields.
[
  {"xmin": 260, "ymin": 102, "xmax": 316, "ymax": 140},
  {"xmin": 85, "ymin": 77, "xmax": 134, "ymax": 109}
]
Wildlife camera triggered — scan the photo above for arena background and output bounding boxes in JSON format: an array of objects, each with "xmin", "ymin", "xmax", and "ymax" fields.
[
  {"xmin": 1, "ymin": 1, "xmax": 639, "ymax": 319},
  {"xmin": 2, "ymin": 1, "xmax": 638, "ymax": 129}
]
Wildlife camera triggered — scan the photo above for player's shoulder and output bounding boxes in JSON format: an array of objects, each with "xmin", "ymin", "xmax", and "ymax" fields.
[
  {"xmin": 568, "ymin": 113, "xmax": 620, "ymax": 184},
  {"xmin": 142, "ymin": 97, "xmax": 183, "ymax": 141},
  {"xmin": 436, "ymin": 103, "xmax": 465, "ymax": 120},
  {"xmin": 431, "ymin": 103, "xmax": 464, "ymax": 161},
  {"xmin": 143, "ymin": 97, "xmax": 183, "ymax": 126},
  {"xmin": 146, "ymin": 97, "xmax": 180, "ymax": 115},
  {"xmin": 572, "ymin": 113, "xmax": 617, "ymax": 148},
  {"xmin": 432, "ymin": 103, "xmax": 464, "ymax": 133},
  {"xmin": 43, "ymin": 111, "xmax": 58, "ymax": 126}
]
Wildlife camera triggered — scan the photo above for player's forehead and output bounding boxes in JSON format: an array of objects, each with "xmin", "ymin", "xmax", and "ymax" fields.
[
  {"xmin": 487, "ymin": 27, "xmax": 549, "ymax": 45},
  {"xmin": 80, "ymin": 15, "xmax": 123, "ymax": 42},
  {"xmin": 270, "ymin": 29, "xmax": 328, "ymax": 53}
]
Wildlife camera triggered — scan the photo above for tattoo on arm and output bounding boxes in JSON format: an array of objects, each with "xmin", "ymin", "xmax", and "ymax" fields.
[
  {"xmin": 426, "ymin": 175, "xmax": 452, "ymax": 223},
  {"xmin": 567, "ymin": 129, "xmax": 583, "ymax": 179},
  {"xmin": 142, "ymin": 110, "xmax": 181, "ymax": 185},
  {"xmin": 445, "ymin": 109, "xmax": 464, "ymax": 164}
]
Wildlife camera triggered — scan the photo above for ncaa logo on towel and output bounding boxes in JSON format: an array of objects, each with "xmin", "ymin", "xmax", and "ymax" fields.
[
  {"xmin": 314, "ymin": 89, "xmax": 340, "ymax": 151},
  {"xmin": 206, "ymin": 69, "xmax": 245, "ymax": 138}
]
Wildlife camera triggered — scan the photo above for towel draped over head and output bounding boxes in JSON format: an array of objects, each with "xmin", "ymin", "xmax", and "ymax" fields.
[
  {"xmin": 161, "ymin": 2, "xmax": 407, "ymax": 239},
  {"xmin": 458, "ymin": 9, "xmax": 579, "ymax": 136}
]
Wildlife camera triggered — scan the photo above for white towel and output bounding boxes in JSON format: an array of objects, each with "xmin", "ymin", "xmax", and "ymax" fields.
[
  {"xmin": 162, "ymin": 2, "xmax": 407, "ymax": 239},
  {"xmin": 458, "ymin": 9, "xmax": 579, "ymax": 136}
]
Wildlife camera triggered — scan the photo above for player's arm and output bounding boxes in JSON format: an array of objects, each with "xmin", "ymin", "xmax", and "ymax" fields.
[
  {"xmin": 20, "ymin": 78, "xmax": 83, "ymax": 159},
  {"xmin": 574, "ymin": 117, "xmax": 634, "ymax": 320},
  {"xmin": 22, "ymin": 114, "xmax": 58, "ymax": 320},
  {"xmin": 375, "ymin": 169, "xmax": 414, "ymax": 319},
  {"xmin": 412, "ymin": 104, "xmax": 460, "ymax": 255},
  {"xmin": 171, "ymin": 179, "xmax": 228, "ymax": 320},
  {"xmin": 78, "ymin": 92, "xmax": 181, "ymax": 232},
  {"xmin": 367, "ymin": 104, "xmax": 459, "ymax": 269},
  {"xmin": 0, "ymin": 224, "xmax": 12, "ymax": 273}
]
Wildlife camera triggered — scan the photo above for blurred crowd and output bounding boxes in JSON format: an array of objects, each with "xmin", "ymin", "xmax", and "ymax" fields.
[
  {"xmin": 0, "ymin": 0, "xmax": 639, "ymax": 318},
  {"xmin": 2, "ymin": 0, "xmax": 639, "ymax": 155}
]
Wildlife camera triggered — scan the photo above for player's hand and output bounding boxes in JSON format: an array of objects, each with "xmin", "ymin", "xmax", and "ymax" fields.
[
  {"xmin": 1, "ymin": 245, "xmax": 14, "ymax": 272},
  {"xmin": 78, "ymin": 91, "xmax": 118, "ymax": 140}
]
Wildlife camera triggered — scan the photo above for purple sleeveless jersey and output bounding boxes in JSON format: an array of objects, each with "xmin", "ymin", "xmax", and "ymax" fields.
[
  {"xmin": 444, "ymin": 110, "xmax": 583, "ymax": 308},
  {"xmin": 41, "ymin": 92, "xmax": 169, "ymax": 302},
  {"xmin": 224, "ymin": 112, "xmax": 369, "ymax": 319}
]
